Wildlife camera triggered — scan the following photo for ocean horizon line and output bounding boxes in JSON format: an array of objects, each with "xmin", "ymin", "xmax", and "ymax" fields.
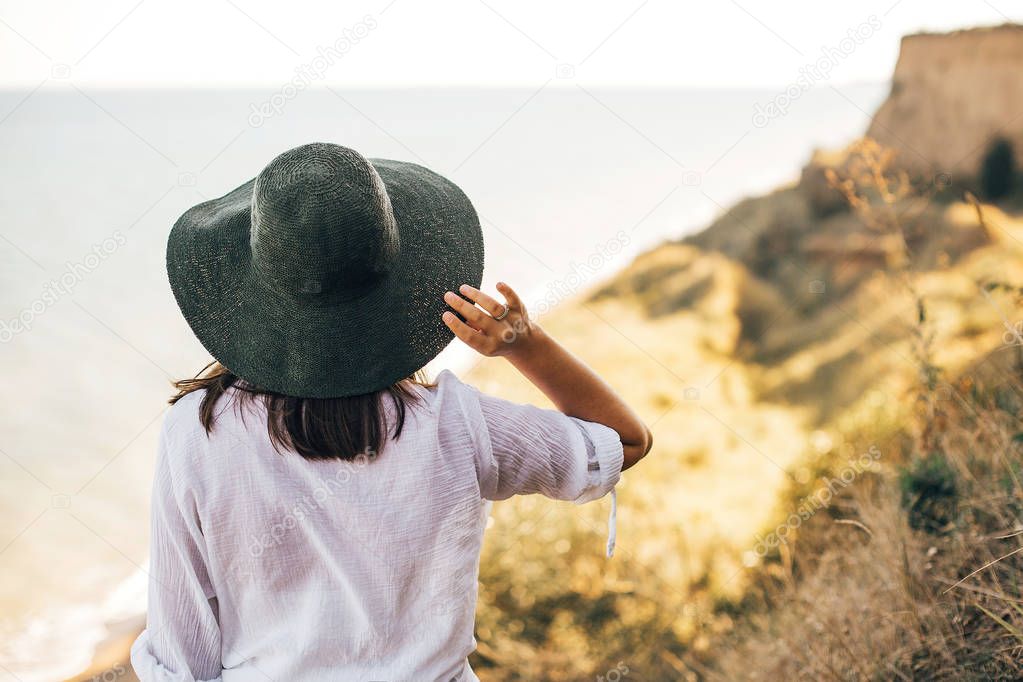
[{"xmin": 0, "ymin": 80, "xmax": 890, "ymax": 93}]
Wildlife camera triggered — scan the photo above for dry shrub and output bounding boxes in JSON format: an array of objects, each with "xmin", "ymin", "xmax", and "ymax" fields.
[
  {"xmin": 701, "ymin": 143, "xmax": 1023, "ymax": 680},
  {"xmin": 706, "ymin": 363, "xmax": 1023, "ymax": 680}
]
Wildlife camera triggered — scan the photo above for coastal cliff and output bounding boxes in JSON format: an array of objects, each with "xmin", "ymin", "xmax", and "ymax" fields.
[{"xmin": 867, "ymin": 24, "xmax": 1023, "ymax": 179}]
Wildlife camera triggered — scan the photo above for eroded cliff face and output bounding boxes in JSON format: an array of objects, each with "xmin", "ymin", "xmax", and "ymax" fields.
[{"xmin": 867, "ymin": 24, "xmax": 1023, "ymax": 179}]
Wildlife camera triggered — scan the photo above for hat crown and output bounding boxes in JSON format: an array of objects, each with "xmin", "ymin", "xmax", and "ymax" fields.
[{"xmin": 250, "ymin": 143, "xmax": 399, "ymax": 299}]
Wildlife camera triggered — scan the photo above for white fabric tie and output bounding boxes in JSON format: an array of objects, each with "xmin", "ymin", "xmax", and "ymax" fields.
[{"xmin": 606, "ymin": 489, "xmax": 617, "ymax": 558}]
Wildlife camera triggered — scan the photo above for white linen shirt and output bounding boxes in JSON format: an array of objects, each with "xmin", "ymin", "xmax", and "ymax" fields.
[{"xmin": 130, "ymin": 370, "xmax": 623, "ymax": 682}]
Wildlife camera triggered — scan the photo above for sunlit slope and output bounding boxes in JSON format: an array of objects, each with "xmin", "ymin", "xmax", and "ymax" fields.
[{"xmin": 465, "ymin": 143, "xmax": 1023, "ymax": 678}]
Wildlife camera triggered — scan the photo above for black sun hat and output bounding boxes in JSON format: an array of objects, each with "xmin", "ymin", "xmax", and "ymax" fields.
[{"xmin": 167, "ymin": 142, "xmax": 484, "ymax": 398}]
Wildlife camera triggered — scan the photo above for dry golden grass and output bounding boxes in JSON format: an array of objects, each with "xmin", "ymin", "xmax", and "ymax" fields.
[
  {"xmin": 704, "ymin": 353, "xmax": 1023, "ymax": 680},
  {"xmin": 466, "ymin": 247, "xmax": 811, "ymax": 679}
]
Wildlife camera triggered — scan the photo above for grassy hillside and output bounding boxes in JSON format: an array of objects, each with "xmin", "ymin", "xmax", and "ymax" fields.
[
  {"xmin": 705, "ymin": 352, "xmax": 1023, "ymax": 679},
  {"xmin": 465, "ymin": 139, "xmax": 1023, "ymax": 679}
]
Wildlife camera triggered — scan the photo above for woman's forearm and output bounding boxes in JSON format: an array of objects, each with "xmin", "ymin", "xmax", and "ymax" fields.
[
  {"xmin": 506, "ymin": 325, "xmax": 652, "ymax": 469},
  {"xmin": 443, "ymin": 281, "xmax": 653, "ymax": 469}
]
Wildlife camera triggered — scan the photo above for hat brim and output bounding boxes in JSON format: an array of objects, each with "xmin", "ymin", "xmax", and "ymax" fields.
[{"xmin": 167, "ymin": 158, "xmax": 484, "ymax": 398}]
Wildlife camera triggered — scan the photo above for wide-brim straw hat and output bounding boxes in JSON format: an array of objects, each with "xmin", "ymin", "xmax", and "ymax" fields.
[{"xmin": 167, "ymin": 142, "xmax": 484, "ymax": 397}]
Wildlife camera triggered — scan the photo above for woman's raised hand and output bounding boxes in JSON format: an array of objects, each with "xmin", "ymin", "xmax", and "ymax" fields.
[
  {"xmin": 442, "ymin": 282, "xmax": 535, "ymax": 358},
  {"xmin": 443, "ymin": 279, "xmax": 651, "ymax": 468}
]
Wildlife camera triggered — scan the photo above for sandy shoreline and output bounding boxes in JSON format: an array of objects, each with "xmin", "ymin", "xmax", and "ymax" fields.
[{"xmin": 64, "ymin": 615, "xmax": 143, "ymax": 682}]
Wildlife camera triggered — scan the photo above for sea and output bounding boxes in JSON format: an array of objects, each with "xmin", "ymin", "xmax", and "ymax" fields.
[{"xmin": 0, "ymin": 83, "xmax": 886, "ymax": 680}]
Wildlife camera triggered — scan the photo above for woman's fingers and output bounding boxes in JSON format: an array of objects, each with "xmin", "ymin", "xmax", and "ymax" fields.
[
  {"xmin": 496, "ymin": 281, "xmax": 523, "ymax": 310},
  {"xmin": 458, "ymin": 284, "xmax": 507, "ymax": 318},
  {"xmin": 443, "ymin": 291, "xmax": 492, "ymax": 331},
  {"xmin": 444, "ymin": 282, "xmax": 530, "ymax": 357},
  {"xmin": 442, "ymin": 311, "xmax": 483, "ymax": 348}
]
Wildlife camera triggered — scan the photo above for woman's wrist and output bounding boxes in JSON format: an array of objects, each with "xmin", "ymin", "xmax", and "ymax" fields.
[
  {"xmin": 504, "ymin": 318, "xmax": 543, "ymax": 359},
  {"xmin": 504, "ymin": 322, "xmax": 555, "ymax": 370}
]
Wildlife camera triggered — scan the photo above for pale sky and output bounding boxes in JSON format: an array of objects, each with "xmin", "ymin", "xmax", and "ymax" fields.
[{"xmin": 0, "ymin": 0, "xmax": 1020, "ymax": 88}]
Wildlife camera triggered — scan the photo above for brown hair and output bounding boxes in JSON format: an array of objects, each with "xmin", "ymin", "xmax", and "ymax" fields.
[{"xmin": 170, "ymin": 361, "xmax": 428, "ymax": 461}]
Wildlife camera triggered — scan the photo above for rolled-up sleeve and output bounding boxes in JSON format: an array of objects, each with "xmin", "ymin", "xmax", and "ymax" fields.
[
  {"xmin": 437, "ymin": 370, "xmax": 624, "ymax": 503},
  {"xmin": 131, "ymin": 420, "xmax": 223, "ymax": 682}
]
